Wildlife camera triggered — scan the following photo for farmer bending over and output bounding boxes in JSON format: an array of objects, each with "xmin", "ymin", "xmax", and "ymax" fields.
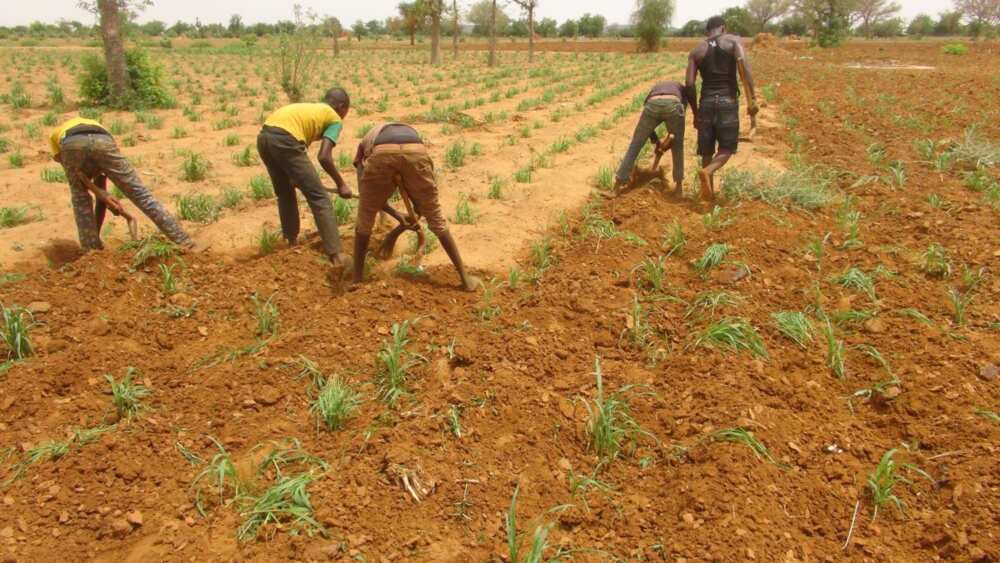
[
  {"xmin": 686, "ymin": 15, "xmax": 758, "ymax": 203},
  {"xmin": 50, "ymin": 116, "xmax": 194, "ymax": 251},
  {"xmin": 614, "ymin": 79, "xmax": 687, "ymax": 196},
  {"xmin": 257, "ymin": 88, "xmax": 354, "ymax": 266},
  {"xmin": 352, "ymin": 122, "xmax": 480, "ymax": 292}
]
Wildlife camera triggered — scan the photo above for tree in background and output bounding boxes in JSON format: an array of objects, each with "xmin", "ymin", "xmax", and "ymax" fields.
[
  {"xmin": 632, "ymin": 0, "xmax": 674, "ymax": 52},
  {"xmin": 558, "ymin": 19, "xmax": 578, "ymax": 37},
  {"xmin": 228, "ymin": 14, "xmax": 244, "ymax": 37},
  {"xmin": 510, "ymin": 0, "xmax": 539, "ymax": 62},
  {"xmin": 578, "ymin": 14, "xmax": 607, "ymax": 37},
  {"xmin": 795, "ymin": 0, "xmax": 857, "ymax": 47},
  {"xmin": 78, "ymin": 0, "xmax": 152, "ymax": 107},
  {"xmin": 906, "ymin": 14, "xmax": 935, "ymax": 36},
  {"xmin": 468, "ymin": 0, "xmax": 510, "ymax": 35},
  {"xmin": 536, "ymin": 18, "xmax": 557, "ymax": 36},
  {"xmin": 954, "ymin": 0, "xmax": 1000, "ymax": 35},
  {"xmin": 422, "ymin": 0, "xmax": 446, "ymax": 65},
  {"xmin": 489, "ymin": 0, "xmax": 498, "ymax": 66},
  {"xmin": 723, "ymin": 7, "xmax": 755, "ymax": 35},
  {"xmin": 352, "ymin": 20, "xmax": 367, "ymax": 41},
  {"xmin": 676, "ymin": 19, "xmax": 704, "ymax": 36},
  {"xmin": 451, "ymin": 0, "xmax": 460, "ymax": 57},
  {"xmin": 745, "ymin": 0, "xmax": 792, "ymax": 33},
  {"xmin": 852, "ymin": 0, "xmax": 901, "ymax": 38},
  {"xmin": 935, "ymin": 11, "xmax": 965, "ymax": 35},
  {"xmin": 779, "ymin": 13, "xmax": 810, "ymax": 34},
  {"xmin": 397, "ymin": 2, "xmax": 426, "ymax": 45},
  {"xmin": 324, "ymin": 17, "xmax": 343, "ymax": 56}
]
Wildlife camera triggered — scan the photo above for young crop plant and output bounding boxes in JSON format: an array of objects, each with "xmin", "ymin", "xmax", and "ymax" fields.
[
  {"xmin": 123, "ymin": 235, "xmax": 179, "ymax": 269},
  {"xmin": 662, "ymin": 221, "xmax": 686, "ymax": 256},
  {"xmin": 821, "ymin": 321, "xmax": 846, "ymax": 378},
  {"xmin": 0, "ymin": 205, "xmax": 41, "ymax": 229},
  {"xmin": 41, "ymin": 167, "xmax": 68, "ymax": 183},
  {"xmin": 923, "ymin": 244, "xmax": 952, "ymax": 278},
  {"xmin": 488, "ymin": 177, "xmax": 505, "ymax": 200},
  {"xmin": 582, "ymin": 357, "xmax": 654, "ymax": 461},
  {"xmin": 1, "ymin": 304, "xmax": 34, "ymax": 360},
  {"xmin": 834, "ymin": 267, "xmax": 877, "ymax": 301},
  {"xmin": 8, "ymin": 151, "xmax": 24, "ymax": 169},
  {"xmin": 106, "ymin": 367, "xmax": 151, "ymax": 420},
  {"xmin": 694, "ymin": 243, "xmax": 730, "ymax": 276},
  {"xmin": 445, "ymin": 140, "xmax": 467, "ymax": 169},
  {"xmin": 232, "ymin": 145, "xmax": 259, "ymax": 167},
  {"xmin": 702, "ymin": 206, "xmax": 733, "ymax": 231},
  {"xmin": 181, "ymin": 152, "xmax": 210, "ymax": 182},
  {"xmin": 336, "ymin": 151, "xmax": 352, "ymax": 170},
  {"xmin": 250, "ymin": 175, "xmax": 275, "ymax": 200},
  {"xmin": 621, "ymin": 296, "xmax": 654, "ymax": 349},
  {"xmin": 221, "ymin": 186, "xmax": 245, "ymax": 209},
  {"xmin": 222, "ymin": 133, "xmax": 240, "ymax": 147},
  {"xmin": 886, "ymin": 161, "xmax": 906, "ymax": 188},
  {"xmin": 712, "ymin": 428, "xmax": 781, "ymax": 466},
  {"xmin": 771, "ymin": 311, "xmax": 815, "ymax": 348},
  {"xmin": 376, "ymin": 320, "xmax": 421, "ymax": 407},
  {"xmin": 947, "ymin": 288, "xmax": 973, "ymax": 326},
  {"xmin": 333, "ymin": 197, "xmax": 355, "ymax": 224},
  {"xmin": 310, "ymin": 376, "xmax": 362, "ymax": 432},
  {"xmin": 694, "ymin": 318, "xmax": 768, "ymax": 359},
  {"xmin": 477, "ymin": 281, "xmax": 502, "ymax": 321},
  {"xmin": 594, "ymin": 166, "xmax": 614, "ymax": 190},
  {"xmin": 453, "ymin": 194, "xmax": 476, "ymax": 224},
  {"xmin": 176, "ymin": 194, "xmax": 221, "ymax": 224},
  {"xmin": 160, "ymin": 263, "xmax": 179, "ymax": 294},
  {"xmin": 686, "ymin": 291, "xmax": 744, "ymax": 320},
  {"xmin": 633, "ymin": 256, "xmax": 667, "ymax": 293},
  {"xmin": 867, "ymin": 449, "xmax": 932, "ymax": 521},
  {"xmin": 505, "ymin": 485, "xmax": 569, "ymax": 563},
  {"xmin": 251, "ymin": 293, "xmax": 279, "ymax": 338},
  {"xmin": 191, "ymin": 438, "xmax": 241, "ymax": 515}
]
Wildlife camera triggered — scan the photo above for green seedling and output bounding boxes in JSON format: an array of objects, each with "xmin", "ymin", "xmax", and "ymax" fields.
[
  {"xmin": 159, "ymin": 263, "xmax": 178, "ymax": 294},
  {"xmin": 633, "ymin": 256, "xmax": 667, "ymax": 293},
  {"xmin": 106, "ymin": 367, "xmax": 150, "ymax": 420},
  {"xmin": 686, "ymin": 291, "xmax": 743, "ymax": 320},
  {"xmin": 311, "ymin": 376, "xmax": 361, "ymax": 431},
  {"xmin": 947, "ymin": 288, "xmax": 972, "ymax": 326},
  {"xmin": 771, "ymin": 311, "xmax": 814, "ymax": 348},
  {"xmin": 376, "ymin": 320, "xmax": 421, "ymax": 407},
  {"xmin": 176, "ymin": 193, "xmax": 220, "ymax": 223},
  {"xmin": 1, "ymin": 304, "xmax": 34, "ymax": 360},
  {"xmin": 181, "ymin": 152, "xmax": 209, "ymax": 182},
  {"xmin": 251, "ymin": 293, "xmax": 279, "ymax": 338},
  {"xmin": 453, "ymin": 194, "xmax": 476, "ymax": 224},
  {"xmin": 232, "ymin": 145, "xmax": 259, "ymax": 167},
  {"xmin": 712, "ymin": 428, "xmax": 781, "ymax": 466},
  {"xmin": 694, "ymin": 318, "xmax": 767, "ymax": 359},
  {"xmin": 662, "ymin": 221, "xmax": 686, "ymax": 256},
  {"xmin": 867, "ymin": 449, "xmax": 932, "ymax": 521},
  {"xmin": 0, "ymin": 206, "xmax": 41, "ymax": 229},
  {"xmin": 821, "ymin": 321, "xmax": 846, "ymax": 378},
  {"xmin": 258, "ymin": 227, "xmax": 281, "ymax": 255},
  {"xmin": 249, "ymin": 175, "xmax": 275, "ymax": 200},
  {"xmin": 581, "ymin": 357, "xmax": 654, "ymax": 461},
  {"xmin": 694, "ymin": 243, "xmax": 729, "ymax": 276},
  {"xmin": 833, "ymin": 267, "xmax": 876, "ymax": 301},
  {"xmin": 922, "ymin": 244, "xmax": 951, "ymax": 278}
]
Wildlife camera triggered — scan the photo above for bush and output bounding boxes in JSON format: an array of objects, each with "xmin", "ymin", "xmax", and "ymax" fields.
[
  {"xmin": 942, "ymin": 43, "xmax": 968, "ymax": 55},
  {"xmin": 78, "ymin": 49, "xmax": 175, "ymax": 109}
]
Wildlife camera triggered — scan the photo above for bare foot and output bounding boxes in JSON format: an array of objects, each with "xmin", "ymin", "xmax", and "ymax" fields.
[
  {"xmin": 461, "ymin": 274, "xmax": 482, "ymax": 292},
  {"xmin": 329, "ymin": 253, "xmax": 352, "ymax": 269},
  {"xmin": 698, "ymin": 170, "xmax": 715, "ymax": 202}
]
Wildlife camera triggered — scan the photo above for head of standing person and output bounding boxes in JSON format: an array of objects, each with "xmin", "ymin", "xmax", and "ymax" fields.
[
  {"xmin": 704, "ymin": 15, "xmax": 727, "ymax": 38},
  {"xmin": 325, "ymin": 87, "xmax": 351, "ymax": 119}
]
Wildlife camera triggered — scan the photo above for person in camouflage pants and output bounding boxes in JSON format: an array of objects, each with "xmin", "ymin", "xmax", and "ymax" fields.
[{"xmin": 54, "ymin": 123, "xmax": 193, "ymax": 251}]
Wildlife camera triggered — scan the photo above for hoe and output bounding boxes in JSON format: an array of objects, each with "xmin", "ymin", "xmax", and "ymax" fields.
[
  {"xmin": 377, "ymin": 175, "xmax": 426, "ymax": 262},
  {"xmin": 76, "ymin": 173, "xmax": 139, "ymax": 240},
  {"xmin": 615, "ymin": 133, "xmax": 675, "ymax": 197}
]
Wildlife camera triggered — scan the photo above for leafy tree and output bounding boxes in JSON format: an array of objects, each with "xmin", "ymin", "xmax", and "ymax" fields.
[
  {"xmin": 632, "ymin": 0, "xmax": 675, "ymax": 52},
  {"xmin": 558, "ymin": 19, "xmax": 578, "ymax": 37},
  {"xmin": 537, "ymin": 17, "xmax": 558, "ymax": 36},
  {"xmin": 467, "ymin": 0, "xmax": 510, "ymax": 36},
  {"xmin": 420, "ymin": 0, "xmax": 446, "ymax": 65},
  {"xmin": 795, "ymin": 0, "xmax": 858, "ymax": 47},
  {"xmin": 276, "ymin": 6, "xmax": 321, "ymax": 102},
  {"xmin": 228, "ymin": 14, "xmax": 244, "ymax": 37},
  {"xmin": 578, "ymin": 13, "xmax": 607, "ymax": 37},
  {"xmin": 351, "ymin": 20, "xmax": 368, "ymax": 40},
  {"xmin": 79, "ymin": 48, "xmax": 173, "ymax": 108},
  {"xmin": 676, "ymin": 19, "xmax": 705, "ymax": 36},
  {"xmin": 907, "ymin": 13, "xmax": 935, "ymax": 36},
  {"xmin": 867, "ymin": 16, "xmax": 904, "ymax": 36},
  {"xmin": 365, "ymin": 19, "xmax": 386, "ymax": 36},
  {"xmin": 140, "ymin": 20, "xmax": 165, "ymax": 36},
  {"xmin": 745, "ymin": 0, "xmax": 793, "ymax": 32},
  {"xmin": 852, "ymin": 0, "xmax": 901, "ymax": 37},
  {"xmin": 935, "ymin": 10, "xmax": 965, "ymax": 34},
  {"xmin": 397, "ymin": 2, "xmax": 427, "ymax": 45},
  {"xmin": 78, "ymin": 0, "xmax": 154, "ymax": 108},
  {"xmin": 723, "ymin": 6, "xmax": 755, "ymax": 36},
  {"xmin": 324, "ymin": 17, "xmax": 343, "ymax": 56},
  {"xmin": 954, "ymin": 0, "xmax": 1000, "ymax": 34}
]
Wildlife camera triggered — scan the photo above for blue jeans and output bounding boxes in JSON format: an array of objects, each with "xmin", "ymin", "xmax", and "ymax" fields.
[{"xmin": 616, "ymin": 98, "xmax": 686, "ymax": 184}]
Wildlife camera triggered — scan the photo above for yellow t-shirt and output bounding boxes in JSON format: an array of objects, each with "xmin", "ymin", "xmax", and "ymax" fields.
[
  {"xmin": 263, "ymin": 103, "xmax": 343, "ymax": 146},
  {"xmin": 50, "ymin": 117, "xmax": 106, "ymax": 157}
]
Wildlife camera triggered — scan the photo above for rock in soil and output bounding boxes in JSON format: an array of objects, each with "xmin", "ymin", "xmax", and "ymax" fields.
[
  {"xmin": 26, "ymin": 301, "xmax": 52, "ymax": 314},
  {"xmin": 254, "ymin": 385, "xmax": 283, "ymax": 406},
  {"xmin": 979, "ymin": 364, "xmax": 998, "ymax": 382}
]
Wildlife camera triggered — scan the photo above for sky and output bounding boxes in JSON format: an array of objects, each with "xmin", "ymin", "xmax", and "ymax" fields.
[{"xmin": 1, "ymin": 0, "xmax": 957, "ymax": 28}]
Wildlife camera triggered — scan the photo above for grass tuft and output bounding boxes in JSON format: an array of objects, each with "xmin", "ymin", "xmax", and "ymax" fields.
[{"xmin": 694, "ymin": 318, "xmax": 768, "ymax": 358}]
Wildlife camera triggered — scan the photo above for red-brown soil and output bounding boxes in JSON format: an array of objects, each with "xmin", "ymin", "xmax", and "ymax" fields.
[{"xmin": 1, "ymin": 39, "xmax": 999, "ymax": 562}]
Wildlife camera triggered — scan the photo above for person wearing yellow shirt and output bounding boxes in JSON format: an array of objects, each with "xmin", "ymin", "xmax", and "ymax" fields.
[
  {"xmin": 50, "ymin": 117, "xmax": 193, "ymax": 251},
  {"xmin": 257, "ymin": 88, "xmax": 353, "ymax": 266}
]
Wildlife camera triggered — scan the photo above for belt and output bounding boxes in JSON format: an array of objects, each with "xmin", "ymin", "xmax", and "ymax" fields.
[
  {"xmin": 648, "ymin": 94, "xmax": 680, "ymax": 102},
  {"xmin": 372, "ymin": 143, "xmax": 426, "ymax": 153}
]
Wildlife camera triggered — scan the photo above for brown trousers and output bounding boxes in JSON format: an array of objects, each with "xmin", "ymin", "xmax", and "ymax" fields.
[{"xmin": 357, "ymin": 144, "xmax": 448, "ymax": 236}]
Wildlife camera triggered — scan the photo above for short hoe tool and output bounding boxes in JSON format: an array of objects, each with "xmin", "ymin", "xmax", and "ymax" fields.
[
  {"xmin": 77, "ymin": 173, "xmax": 139, "ymax": 240},
  {"xmin": 616, "ymin": 133, "xmax": 675, "ymax": 197}
]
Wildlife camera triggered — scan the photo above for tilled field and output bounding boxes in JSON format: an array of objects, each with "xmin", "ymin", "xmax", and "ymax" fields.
[{"xmin": 0, "ymin": 39, "xmax": 998, "ymax": 562}]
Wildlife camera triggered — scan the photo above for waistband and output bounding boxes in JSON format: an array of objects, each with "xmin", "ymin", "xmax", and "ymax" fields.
[
  {"xmin": 62, "ymin": 128, "xmax": 112, "ymax": 143},
  {"xmin": 372, "ymin": 143, "xmax": 426, "ymax": 154},
  {"xmin": 648, "ymin": 94, "xmax": 681, "ymax": 102}
]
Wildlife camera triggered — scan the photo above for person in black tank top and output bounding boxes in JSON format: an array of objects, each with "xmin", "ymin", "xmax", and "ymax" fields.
[{"xmin": 685, "ymin": 16, "xmax": 758, "ymax": 204}]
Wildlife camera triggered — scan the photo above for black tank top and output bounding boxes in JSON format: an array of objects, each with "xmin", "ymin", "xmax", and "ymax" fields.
[{"xmin": 698, "ymin": 37, "xmax": 739, "ymax": 99}]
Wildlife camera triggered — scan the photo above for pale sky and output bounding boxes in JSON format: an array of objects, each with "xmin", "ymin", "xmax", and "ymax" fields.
[{"xmin": 1, "ymin": 0, "xmax": 957, "ymax": 28}]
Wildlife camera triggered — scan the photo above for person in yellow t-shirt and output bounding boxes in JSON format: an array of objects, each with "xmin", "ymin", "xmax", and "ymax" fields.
[
  {"xmin": 51, "ymin": 117, "xmax": 193, "ymax": 251},
  {"xmin": 257, "ymin": 88, "xmax": 353, "ymax": 266}
]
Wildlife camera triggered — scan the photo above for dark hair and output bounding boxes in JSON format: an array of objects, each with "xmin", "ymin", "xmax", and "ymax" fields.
[
  {"xmin": 324, "ymin": 87, "xmax": 350, "ymax": 108},
  {"xmin": 705, "ymin": 16, "xmax": 726, "ymax": 34}
]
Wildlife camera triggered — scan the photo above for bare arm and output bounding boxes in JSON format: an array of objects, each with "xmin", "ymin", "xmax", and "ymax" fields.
[
  {"xmin": 734, "ymin": 41, "xmax": 758, "ymax": 115},
  {"xmin": 685, "ymin": 52, "xmax": 700, "ymax": 120},
  {"xmin": 318, "ymin": 138, "xmax": 353, "ymax": 198}
]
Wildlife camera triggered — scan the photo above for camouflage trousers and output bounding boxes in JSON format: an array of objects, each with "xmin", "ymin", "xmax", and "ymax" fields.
[{"xmin": 59, "ymin": 133, "xmax": 192, "ymax": 250}]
